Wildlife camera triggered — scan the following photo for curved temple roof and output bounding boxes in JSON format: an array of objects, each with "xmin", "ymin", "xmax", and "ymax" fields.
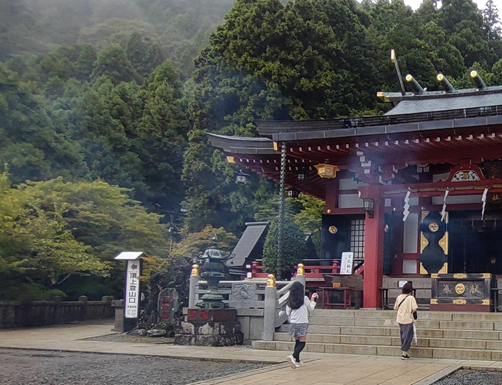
[{"xmin": 209, "ymin": 81, "xmax": 502, "ymax": 199}]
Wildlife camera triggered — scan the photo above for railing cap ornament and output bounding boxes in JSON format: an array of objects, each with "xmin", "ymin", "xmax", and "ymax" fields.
[
  {"xmin": 266, "ymin": 274, "xmax": 276, "ymax": 287},
  {"xmin": 191, "ymin": 264, "xmax": 199, "ymax": 276},
  {"xmin": 297, "ymin": 263, "xmax": 305, "ymax": 276}
]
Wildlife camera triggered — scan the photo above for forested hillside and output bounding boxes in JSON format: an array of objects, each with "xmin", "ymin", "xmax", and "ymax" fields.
[
  {"xmin": 0, "ymin": 0, "xmax": 236, "ymax": 77},
  {"xmin": 1, "ymin": 0, "xmax": 502, "ymax": 300}
]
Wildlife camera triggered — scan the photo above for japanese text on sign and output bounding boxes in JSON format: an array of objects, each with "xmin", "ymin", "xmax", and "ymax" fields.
[
  {"xmin": 125, "ymin": 260, "xmax": 140, "ymax": 318},
  {"xmin": 340, "ymin": 252, "xmax": 354, "ymax": 275}
]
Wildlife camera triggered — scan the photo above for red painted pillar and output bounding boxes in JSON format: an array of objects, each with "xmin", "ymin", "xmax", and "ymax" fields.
[
  {"xmin": 360, "ymin": 185, "xmax": 384, "ymax": 309},
  {"xmin": 324, "ymin": 178, "xmax": 338, "ymax": 213}
]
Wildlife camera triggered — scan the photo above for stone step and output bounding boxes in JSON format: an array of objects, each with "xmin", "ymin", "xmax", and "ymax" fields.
[
  {"xmin": 308, "ymin": 316, "xmax": 502, "ymax": 330},
  {"xmin": 263, "ymin": 310, "xmax": 502, "ymax": 360},
  {"xmin": 273, "ymin": 331, "xmax": 502, "ymax": 349},
  {"xmin": 277, "ymin": 324, "xmax": 502, "ymax": 340},
  {"xmin": 253, "ymin": 340, "xmax": 502, "ymax": 360},
  {"xmin": 310, "ymin": 309, "xmax": 502, "ymax": 321}
]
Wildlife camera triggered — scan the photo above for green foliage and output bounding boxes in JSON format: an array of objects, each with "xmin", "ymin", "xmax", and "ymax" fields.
[
  {"xmin": 0, "ymin": 63, "xmax": 87, "ymax": 184},
  {"xmin": 0, "ymin": 0, "xmax": 235, "ymax": 82},
  {"xmin": 92, "ymin": 44, "xmax": 141, "ymax": 85},
  {"xmin": 0, "ymin": 173, "xmax": 110, "ymax": 299},
  {"xmin": 292, "ymin": 195, "xmax": 324, "ymax": 255},
  {"xmin": 171, "ymin": 225, "xmax": 239, "ymax": 259},
  {"xmin": 4, "ymin": 0, "xmax": 502, "ymax": 302},
  {"xmin": 263, "ymin": 215, "xmax": 309, "ymax": 280},
  {"xmin": 140, "ymin": 255, "xmax": 192, "ymax": 329},
  {"xmin": 0, "ymin": 173, "xmax": 168, "ymax": 300},
  {"xmin": 22, "ymin": 178, "xmax": 169, "ymax": 260}
]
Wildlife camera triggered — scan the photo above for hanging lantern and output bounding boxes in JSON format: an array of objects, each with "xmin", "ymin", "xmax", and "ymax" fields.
[
  {"xmin": 314, "ymin": 164, "xmax": 339, "ymax": 179},
  {"xmin": 297, "ymin": 170, "xmax": 308, "ymax": 182},
  {"xmin": 286, "ymin": 188, "xmax": 300, "ymax": 198},
  {"xmin": 235, "ymin": 170, "xmax": 250, "ymax": 184},
  {"xmin": 362, "ymin": 198, "xmax": 374, "ymax": 218}
]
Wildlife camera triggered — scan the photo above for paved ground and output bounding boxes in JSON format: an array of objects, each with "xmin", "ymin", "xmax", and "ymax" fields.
[
  {"xmin": 0, "ymin": 348, "xmax": 269, "ymax": 385},
  {"xmin": 1, "ymin": 320, "xmax": 502, "ymax": 384}
]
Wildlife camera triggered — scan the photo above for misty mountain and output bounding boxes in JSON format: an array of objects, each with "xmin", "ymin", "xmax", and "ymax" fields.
[{"xmin": 0, "ymin": 0, "xmax": 236, "ymax": 66}]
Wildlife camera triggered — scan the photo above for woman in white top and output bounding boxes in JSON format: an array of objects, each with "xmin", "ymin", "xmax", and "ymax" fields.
[
  {"xmin": 285, "ymin": 281, "xmax": 318, "ymax": 368},
  {"xmin": 394, "ymin": 282, "xmax": 418, "ymax": 359}
]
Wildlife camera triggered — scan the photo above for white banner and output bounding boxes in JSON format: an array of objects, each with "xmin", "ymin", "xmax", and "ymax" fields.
[
  {"xmin": 441, "ymin": 189, "xmax": 449, "ymax": 222},
  {"xmin": 481, "ymin": 187, "xmax": 488, "ymax": 220},
  {"xmin": 125, "ymin": 260, "xmax": 141, "ymax": 318},
  {"xmin": 403, "ymin": 190, "xmax": 411, "ymax": 222}
]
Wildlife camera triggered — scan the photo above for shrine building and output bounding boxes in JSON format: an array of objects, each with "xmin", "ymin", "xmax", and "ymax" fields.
[{"xmin": 209, "ymin": 70, "xmax": 502, "ymax": 311}]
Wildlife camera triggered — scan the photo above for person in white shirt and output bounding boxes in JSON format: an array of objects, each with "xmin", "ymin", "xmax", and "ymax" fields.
[
  {"xmin": 394, "ymin": 282, "xmax": 418, "ymax": 359},
  {"xmin": 285, "ymin": 281, "xmax": 318, "ymax": 368}
]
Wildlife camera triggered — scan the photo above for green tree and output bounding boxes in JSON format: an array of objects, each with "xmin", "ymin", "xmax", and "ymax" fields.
[
  {"xmin": 14, "ymin": 177, "xmax": 169, "ymax": 300},
  {"xmin": 141, "ymin": 40, "xmax": 166, "ymax": 76},
  {"xmin": 23, "ymin": 178, "xmax": 168, "ymax": 260},
  {"xmin": 126, "ymin": 32, "xmax": 147, "ymax": 71},
  {"xmin": 183, "ymin": 0, "xmax": 376, "ymax": 232},
  {"xmin": 483, "ymin": 0, "xmax": 502, "ymax": 38},
  {"xmin": 262, "ymin": 215, "xmax": 309, "ymax": 280},
  {"xmin": 170, "ymin": 225, "xmax": 238, "ymax": 259},
  {"xmin": 0, "ymin": 173, "xmax": 110, "ymax": 300},
  {"xmin": 91, "ymin": 44, "xmax": 141, "ymax": 85},
  {"xmin": 0, "ymin": 63, "xmax": 87, "ymax": 184}
]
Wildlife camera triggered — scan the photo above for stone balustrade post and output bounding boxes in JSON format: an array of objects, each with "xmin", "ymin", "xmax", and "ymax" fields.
[
  {"xmin": 79, "ymin": 295, "xmax": 88, "ymax": 321},
  {"xmin": 101, "ymin": 296, "xmax": 114, "ymax": 318},
  {"xmin": 111, "ymin": 299, "xmax": 124, "ymax": 332},
  {"xmin": 294, "ymin": 263, "xmax": 306, "ymax": 289},
  {"xmin": 189, "ymin": 264, "xmax": 200, "ymax": 308},
  {"xmin": 52, "ymin": 295, "xmax": 63, "ymax": 324},
  {"xmin": 262, "ymin": 274, "xmax": 277, "ymax": 341}
]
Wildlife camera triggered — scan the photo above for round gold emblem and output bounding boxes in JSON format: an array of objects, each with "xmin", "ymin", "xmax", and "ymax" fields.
[
  {"xmin": 328, "ymin": 226, "xmax": 338, "ymax": 234},
  {"xmin": 455, "ymin": 283, "xmax": 465, "ymax": 295},
  {"xmin": 428, "ymin": 222, "xmax": 439, "ymax": 232}
]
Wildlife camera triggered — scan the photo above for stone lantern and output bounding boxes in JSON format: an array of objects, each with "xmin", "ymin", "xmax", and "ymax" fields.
[
  {"xmin": 198, "ymin": 248, "xmax": 228, "ymax": 309},
  {"xmin": 174, "ymin": 248, "xmax": 244, "ymax": 346}
]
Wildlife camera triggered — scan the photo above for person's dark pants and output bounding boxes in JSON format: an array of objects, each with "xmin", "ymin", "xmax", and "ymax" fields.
[{"xmin": 399, "ymin": 323, "xmax": 413, "ymax": 352}]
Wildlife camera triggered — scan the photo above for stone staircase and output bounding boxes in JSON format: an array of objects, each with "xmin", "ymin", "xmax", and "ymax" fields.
[{"xmin": 252, "ymin": 309, "xmax": 502, "ymax": 360}]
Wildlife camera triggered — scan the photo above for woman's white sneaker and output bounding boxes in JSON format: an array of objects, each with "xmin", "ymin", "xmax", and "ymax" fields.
[{"xmin": 287, "ymin": 355, "xmax": 297, "ymax": 369}]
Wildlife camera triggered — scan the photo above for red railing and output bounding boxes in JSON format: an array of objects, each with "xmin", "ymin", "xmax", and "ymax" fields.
[{"xmin": 251, "ymin": 259, "xmax": 341, "ymax": 288}]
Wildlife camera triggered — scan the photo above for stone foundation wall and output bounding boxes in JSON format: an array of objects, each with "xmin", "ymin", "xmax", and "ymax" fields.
[
  {"xmin": 236, "ymin": 308, "xmax": 264, "ymax": 344},
  {"xmin": 181, "ymin": 307, "xmax": 264, "ymax": 345},
  {"xmin": 0, "ymin": 296, "xmax": 114, "ymax": 328}
]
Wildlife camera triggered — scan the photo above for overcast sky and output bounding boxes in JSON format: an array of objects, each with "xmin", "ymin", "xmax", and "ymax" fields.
[{"xmin": 403, "ymin": 0, "xmax": 494, "ymax": 10}]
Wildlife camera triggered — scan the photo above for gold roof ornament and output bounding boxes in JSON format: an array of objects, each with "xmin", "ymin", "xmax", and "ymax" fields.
[
  {"xmin": 470, "ymin": 70, "xmax": 487, "ymax": 90},
  {"xmin": 314, "ymin": 163, "xmax": 339, "ymax": 179},
  {"xmin": 437, "ymin": 73, "xmax": 456, "ymax": 93},
  {"xmin": 405, "ymin": 74, "xmax": 425, "ymax": 94}
]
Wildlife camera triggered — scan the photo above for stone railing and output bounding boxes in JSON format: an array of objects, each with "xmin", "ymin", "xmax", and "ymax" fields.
[
  {"xmin": 188, "ymin": 265, "xmax": 306, "ymax": 343},
  {"xmin": 0, "ymin": 296, "xmax": 114, "ymax": 328}
]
